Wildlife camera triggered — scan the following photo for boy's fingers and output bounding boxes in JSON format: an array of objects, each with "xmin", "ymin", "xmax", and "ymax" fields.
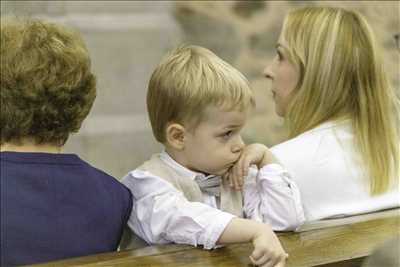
[
  {"xmin": 242, "ymin": 156, "xmax": 252, "ymax": 178},
  {"xmin": 272, "ymin": 254, "xmax": 288, "ymax": 267},
  {"xmin": 232, "ymin": 159, "xmax": 243, "ymax": 190},
  {"xmin": 249, "ymin": 255, "xmax": 257, "ymax": 266},
  {"xmin": 228, "ymin": 166, "xmax": 235, "ymax": 187},
  {"xmin": 235, "ymin": 155, "xmax": 244, "ymax": 181},
  {"xmin": 250, "ymin": 254, "xmax": 271, "ymax": 267},
  {"xmin": 223, "ymin": 172, "xmax": 232, "ymax": 187},
  {"xmin": 228, "ymin": 173, "xmax": 234, "ymax": 188},
  {"xmin": 251, "ymin": 248, "xmax": 286, "ymax": 267},
  {"xmin": 234, "ymin": 174, "xmax": 242, "ymax": 190},
  {"xmin": 250, "ymin": 247, "xmax": 266, "ymax": 261},
  {"xmin": 274, "ymin": 260, "xmax": 286, "ymax": 267},
  {"xmin": 262, "ymin": 260, "xmax": 275, "ymax": 267},
  {"xmin": 232, "ymin": 162, "xmax": 240, "ymax": 181},
  {"xmin": 236, "ymin": 165, "xmax": 244, "ymax": 189},
  {"xmin": 231, "ymin": 166, "xmax": 240, "ymax": 190},
  {"xmin": 240, "ymin": 158, "xmax": 248, "ymax": 186}
]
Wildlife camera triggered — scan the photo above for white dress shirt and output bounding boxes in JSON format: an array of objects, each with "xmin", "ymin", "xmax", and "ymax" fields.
[
  {"xmin": 122, "ymin": 151, "xmax": 304, "ymax": 249},
  {"xmin": 271, "ymin": 120, "xmax": 400, "ymax": 222},
  {"xmin": 243, "ymin": 164, "xmax": 305, "ymax": 230}
]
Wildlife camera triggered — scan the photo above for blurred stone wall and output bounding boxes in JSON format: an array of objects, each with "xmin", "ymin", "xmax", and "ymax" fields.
[{"xmin": 2, "ymin": 1, "xmax": 399, "ymax": 179}]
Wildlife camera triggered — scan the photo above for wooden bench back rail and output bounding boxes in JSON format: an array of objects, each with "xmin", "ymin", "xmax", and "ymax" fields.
[{"xmin": 32, "ymin": 208, "xmax": 400, "ymax": 267}]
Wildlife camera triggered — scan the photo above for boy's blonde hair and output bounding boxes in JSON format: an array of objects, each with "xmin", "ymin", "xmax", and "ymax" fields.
[
  {"xmin": 147, "ymin": 45, "xmax": 255, "ymax": 143},
  {"xmin": 281, "ymin": 7, "xmax": 399, "ymax": 195}
]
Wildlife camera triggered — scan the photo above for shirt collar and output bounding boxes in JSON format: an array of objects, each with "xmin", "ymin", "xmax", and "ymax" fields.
[{"xmin": 159, "ymin": 150, "xmax": 207, "ymax": 180}]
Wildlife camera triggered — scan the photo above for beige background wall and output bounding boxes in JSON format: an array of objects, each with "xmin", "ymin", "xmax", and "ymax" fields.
[{"xmin": 2, "ymin": 1, "xmax": 399, "ymax": 179}]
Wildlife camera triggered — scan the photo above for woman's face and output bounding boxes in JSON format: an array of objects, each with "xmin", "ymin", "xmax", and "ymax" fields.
[{"xmin": 263, "ymin": 33, "xmax": 300, "ymax": 117}]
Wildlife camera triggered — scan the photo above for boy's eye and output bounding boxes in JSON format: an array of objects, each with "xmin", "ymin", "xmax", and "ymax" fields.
[{"xmin": 222, "ymin": 131, "xmax": 233, "ymax": 139}]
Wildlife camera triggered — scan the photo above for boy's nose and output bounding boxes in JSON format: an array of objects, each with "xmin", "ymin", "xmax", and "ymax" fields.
[{"xmin": 231, "ymin": 137, "xmax": 244, "ymax": 153}]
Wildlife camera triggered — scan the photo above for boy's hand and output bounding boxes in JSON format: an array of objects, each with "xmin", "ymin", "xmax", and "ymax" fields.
[
  {"xmin": 228, "ymin": 144, "xmax": 276, "ymax": 190},
  {"xmin": 250, "ymin": 224, "xmax": 288, "ymax": 267},
  {"xmin": 217, "ymin": 218, "xmax": 287, "ymax": 267}
]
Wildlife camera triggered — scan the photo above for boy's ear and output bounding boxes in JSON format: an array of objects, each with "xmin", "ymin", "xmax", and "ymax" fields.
[{"xmin": 165, "ymin": 123, "xmax": 186, "ymax": 150}]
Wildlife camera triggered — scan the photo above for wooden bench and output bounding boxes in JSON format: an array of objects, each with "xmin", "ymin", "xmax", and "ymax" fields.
[{"xmin": 31, "ymin": 208, "xmax": 400, "ymax": 267}]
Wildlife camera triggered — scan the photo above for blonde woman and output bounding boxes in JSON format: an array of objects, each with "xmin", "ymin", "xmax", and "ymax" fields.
[{"xmin": 231, "ymin": 7, "xmax": 399, "ymax": 222}]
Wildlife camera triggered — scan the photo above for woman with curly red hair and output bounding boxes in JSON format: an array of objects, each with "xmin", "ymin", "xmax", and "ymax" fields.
[{"xmin": 0, "ymin": 17, "xmax": 135, "ymax": 266}]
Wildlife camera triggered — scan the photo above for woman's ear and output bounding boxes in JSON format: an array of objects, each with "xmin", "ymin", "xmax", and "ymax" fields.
[{"xmin": 165, "ymin": 123, "xmax": 186, "ymax": 150}]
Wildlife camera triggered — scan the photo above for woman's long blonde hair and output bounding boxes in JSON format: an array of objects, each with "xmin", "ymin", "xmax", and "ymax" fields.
[{"xmin": 282, "ymin": 7, "xmax": 399, "ymax": 195}]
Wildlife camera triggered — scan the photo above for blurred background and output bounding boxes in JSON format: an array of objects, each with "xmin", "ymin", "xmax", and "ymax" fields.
[{"xmin": 2, "ymin": 0, "xmax": 399, "ymax": 179}]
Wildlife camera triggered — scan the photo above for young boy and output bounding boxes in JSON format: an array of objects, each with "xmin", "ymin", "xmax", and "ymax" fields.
[
  {"xmin": 0, "ymin": 17, "xmax": 139, "ymax": 266},
  {"xmin": 122, "ymin": 45, "xmax": 304, "ymax": 266}
]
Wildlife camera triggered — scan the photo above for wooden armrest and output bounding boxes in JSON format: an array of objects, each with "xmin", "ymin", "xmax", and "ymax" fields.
[
  {"xmin": 31, "ymin": 208, "xmax": 400, "ymax": 267},
  {"xmin": 278, "ymin": 208, "xmax": 400, "ymax": 266},
  {"xmin": 297, "ymin": 207, "xmax": 400, "ymax": 232}
]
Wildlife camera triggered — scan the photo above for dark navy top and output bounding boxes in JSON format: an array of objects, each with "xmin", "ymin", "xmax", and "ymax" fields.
[{"xmin": 0, "ymin": 152, "xmax": 132, "ymax": 266}]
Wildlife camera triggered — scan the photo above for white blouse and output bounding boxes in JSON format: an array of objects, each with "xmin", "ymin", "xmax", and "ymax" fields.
[
  {"xmin": 271, "ymin": 120, "xmax": 400, "ymax": 222},
  {"xmin": 122, "ymin": 151, "xmax": 304, "ymax": 249}
]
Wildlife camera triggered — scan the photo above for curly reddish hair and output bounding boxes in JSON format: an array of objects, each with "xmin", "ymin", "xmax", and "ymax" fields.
[{"xmin": 0, "ymin": 17, "xmax": 96, "ymax": 146}]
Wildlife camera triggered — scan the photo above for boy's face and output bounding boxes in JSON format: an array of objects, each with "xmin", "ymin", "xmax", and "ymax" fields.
[{"xmin": 181, "ymin": 106, "xmax": 247, "ymax": 176}]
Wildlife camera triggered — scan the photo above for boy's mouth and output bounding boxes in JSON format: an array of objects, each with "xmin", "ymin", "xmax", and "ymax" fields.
[{"xmin": 226, "ymin": 161, "xmax": 236, "ymax": 168}]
